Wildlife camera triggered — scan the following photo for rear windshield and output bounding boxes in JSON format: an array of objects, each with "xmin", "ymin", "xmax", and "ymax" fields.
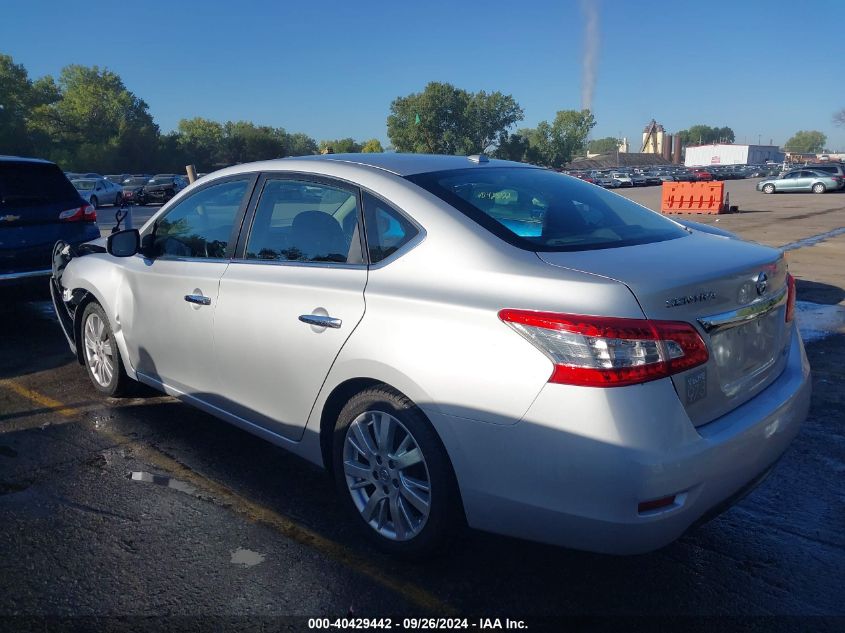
[
  {"xmin": 125, "ymin": 177, "xmax": 148, "ymax": 186},
  {"xmin": 0, "ymin": 162, "xmax": 80, "ymax": 209},
  {"xmin": 149, "ymin": 177, "xmax": 174, "ymax": 185},
  {"xmin": 72, "ymin": 179, "xmax": 97, "ymax": 190},
  {"xmin": 407, "ymin": 167, "xmax": 687, "ymax": 252}
]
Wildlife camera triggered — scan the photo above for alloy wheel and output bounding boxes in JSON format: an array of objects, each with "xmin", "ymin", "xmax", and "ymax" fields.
[
  {"xmin": 342, "ymin": 410, "xmax": 431, "ymax": 541},
  {"xmin": 83, "ymin": 312, "xmax": 114, "ymax": 388}
]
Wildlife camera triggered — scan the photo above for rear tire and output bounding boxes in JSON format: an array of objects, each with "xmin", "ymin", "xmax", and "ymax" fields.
[
  {"xmin": 114, "ymin": 193, "xmax": 123, "ymax": 206},
  {"xmin": 762, "ymin": 184, "xmax": 775, "ymax": 194},
  {"xmin": 333, "ymin": 385, "xmax": 462, "ymax": 558},
  {"xmin": 80, "ymin": 302, "xmax": 131, "ymax": 397},
  {"xmin": 90, "ymin": 195, "xmax": 99, "ymax": 209},
  {"xmin": 812, "ymin": 183, "xmax": 826, "ymax": 194}
]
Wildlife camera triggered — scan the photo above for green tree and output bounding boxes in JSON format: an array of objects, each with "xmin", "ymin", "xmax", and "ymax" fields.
[
  {"xmin": 285, "ymin": 132, "xmax": 318, "ymax": 156},
  {"xmin": 587, "ymin": 136, "xmax": 619, "ymax": 154},
  {"xmin": 549, "ymin": 109, "xmax": 596, "ymax": 167},
  {"xmin": 465, "ymin": 90, "xmax": 524, "ymax": 153},
  {"xmin": 387, "ymin": 82, "xmax": 523, "ymax": 155},
  {"xmin": 784, "ymin": 130, "xmax": 827, "ymax": 153},
  {"xmin": 28, "ymin": 64, "xmax": 159, "ymax": 171},
  {"xmin": 222, "ymin": 121, "xmax": 286, "ymax": 164},
  {"xmin": 319, "ymin": 137, "xmax": 361, "ymax": 154},
  {"xmin": 493, "ymin": 132, "xmax": 530, "ymax": 162},
  {"xmin": 360, "ymin": 138, "xmax": 384, "ymax": 153},
  {"xmin": 177, "ymin": 117, "xmax": 224, "ymax": 171},
  {"xmin": 676, "ymin": 124, "xmax": 735, "ymax": 147},
  {"xmin": 0, "ymin": 54, "xmax": 60, "ymax": 156}
]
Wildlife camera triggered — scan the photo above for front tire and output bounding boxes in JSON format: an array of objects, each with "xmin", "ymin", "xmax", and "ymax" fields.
[
  {"xmin": 812, "ymin": 183, "xmax": 826, "ymax": 194},
  {"xmin": 333, "ymin": 386, "xmax": 461, "ymax": 557},
  {"xmin": 762, "ymin": 183, "xmax": 775, "ymax": 194},
  {"xmin": 80, "ymin": 302, "xmax": 131, "ymax": 397}
]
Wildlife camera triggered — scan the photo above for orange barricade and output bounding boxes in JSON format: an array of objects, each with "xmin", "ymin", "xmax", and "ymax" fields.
[{"xmin": 660, "ymin": 182, "xmax": 726, "ymax": 214}]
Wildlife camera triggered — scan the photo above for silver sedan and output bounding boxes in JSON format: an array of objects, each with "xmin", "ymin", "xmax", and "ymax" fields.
[
  {"xmin": 51, "ymin": 154, "xmax": 810, "ymax": 556},
  {"xmin": 757, "ymin": 169, "xmax": 844, "ymax": 193},
  {"xmin": 71, "ymin": 177, "xmax": 124, "ymax": 208}
]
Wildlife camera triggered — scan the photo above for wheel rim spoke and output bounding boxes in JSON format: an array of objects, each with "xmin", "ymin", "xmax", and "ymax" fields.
[
  {"xmin": 343, "ymin": 409, "xmax": 431, "ymax": 542},
  {"xmin": 393, "ymin": 447, "xmax": 422, "ymax": 470}
]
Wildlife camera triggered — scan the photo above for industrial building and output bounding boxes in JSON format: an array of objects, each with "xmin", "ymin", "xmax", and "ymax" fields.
[{"xmin": 684, "ymin": 143, "xmax": 784, "ymax": 166}]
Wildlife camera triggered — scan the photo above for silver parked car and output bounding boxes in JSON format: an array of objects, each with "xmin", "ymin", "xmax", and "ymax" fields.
[
  {"xmin": 757, "ymin": 169, "xmax": 844, "ymax": 194},
  {"xmin": 51, "ymin": 154, "xmax": 810, "ymax": 556},
  {"xmin": 71, "ymin": 177, "xmax": 124, "ymax": 208}
]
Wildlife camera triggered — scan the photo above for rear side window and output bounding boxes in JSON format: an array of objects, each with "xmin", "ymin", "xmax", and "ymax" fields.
[
  {"xmin": 407, "ymin": 167, "xmax": 687, "ymax": 252},
  {"xmin": 363, "ymin": 192, "xmax": 418, "ymax": 263},
  {"xmin": 245, "ymin": 179, "xmax": 360, "ymax": 264},
  {"xmin": 0, "ymin": 162, "xmax": 80, "ymax": 209}
]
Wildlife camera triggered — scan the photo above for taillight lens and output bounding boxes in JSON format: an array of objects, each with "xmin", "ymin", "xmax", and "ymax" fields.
[
  {"xmin": 58, "ymin": 204, "xmax": 97, "ymax": 223},
  {"xmin": 498, "ymin": 310, "xmax": 709, "ymax": 387},
  {"xmin": 785, "ymin": 273, "xmax": 796, "ymax": 323}
]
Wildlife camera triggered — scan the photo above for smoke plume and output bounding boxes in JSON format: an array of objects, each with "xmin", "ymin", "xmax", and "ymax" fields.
[{"xmin": 580, "ymin": 0, "xmax": 600, "ymax": 112}]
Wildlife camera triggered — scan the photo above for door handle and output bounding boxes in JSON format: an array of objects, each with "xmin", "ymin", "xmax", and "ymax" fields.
[
  {"xmin": 184, "ymin": 294, "xmax": 211, "ymax": 306},
  {"xmin": 299, "ymin": 314, "xmax": 342, "ymax": 329}
]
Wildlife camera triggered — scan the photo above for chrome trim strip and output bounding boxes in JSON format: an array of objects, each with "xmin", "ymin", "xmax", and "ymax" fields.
[
  {"xmin": 697, "ymin": 286, "xmax": 788, "ymax": 334},
  {"xmin": 0, "ymin": 269, "xmax": 51, "ymax": 281}
]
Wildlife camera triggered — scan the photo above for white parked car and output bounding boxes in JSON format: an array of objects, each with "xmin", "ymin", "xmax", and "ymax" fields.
[{"xmin": 51, "ymin": 154, "xmax": 810, "ymax": 556}]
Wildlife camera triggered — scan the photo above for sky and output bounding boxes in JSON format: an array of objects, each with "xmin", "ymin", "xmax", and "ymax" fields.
[{"xmin": 3, "ymin": 0, "xmax": 844, "ymax": 150}]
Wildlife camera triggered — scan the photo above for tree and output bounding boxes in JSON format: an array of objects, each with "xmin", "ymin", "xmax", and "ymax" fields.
[
  {"xmin": 0, "ymin": 54, "xmax": 60, "ymax": 156},
  {"xmin": 361, "ymin": 138, "xmax": 383, "ymax": 153},
  {"xmin": 30, "ymin": 64, "xmax": 159, "ymax": 171},
  {"xmin": 177, "ymin": 117, "xmax": 224, "ymax": 171},
  {"xmin": 493, "ymin": 132, "xmax": 530, "ymax": 162},
  {"xmin": 465, "ymin": 90, "xmax": 524, "ymax": 153},
  {"xmin": 549, "ymin": 109, "xmax": 596, "ymax": 167},
  {"xmin": 319, "ymin": 137, "xmax": 361, "ymax": 154},
  {"xmin": 587, "ymin": 136, "xmax": 619, "ymax": 154},
  {"xmin": 784, "ymin": 130, "xmax": 827, "ymax": 153},
  {"xmin": 676, "ymin": 124, "xmax": 735, "ymax": 147},
  {"xmin": 222, "ymin": 121, "xmax": 286, "ymax": 164},
  {"xmin": 386, "ymin": 82, "xmax": 523, "ymax": 155},
  {"xmin": 285, "ymin": 132, "xmax": 317, "ymax": 156}
]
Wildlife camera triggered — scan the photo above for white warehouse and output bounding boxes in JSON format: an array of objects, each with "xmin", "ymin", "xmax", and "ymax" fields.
[{"xmin": 684, "ymin": 144, "xmax": 784, "ymax": 166}]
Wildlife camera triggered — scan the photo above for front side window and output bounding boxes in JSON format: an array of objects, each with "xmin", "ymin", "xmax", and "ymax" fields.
[
  {"xmin": 151, "ymin": 178, "xmax": 249, "ymax": 259},
  {"xmin": 245, "ymin": 179, "xmax": 360, "ymax": 264},
  {"xmin": 407, "ymin": 167, "xmax": 687, "ymax": 252}
]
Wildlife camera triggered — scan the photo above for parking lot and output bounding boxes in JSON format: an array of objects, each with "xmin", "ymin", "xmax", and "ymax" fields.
[{"xmin": 1, "ymin": 178, "xmax": 844, "ymax": 625}]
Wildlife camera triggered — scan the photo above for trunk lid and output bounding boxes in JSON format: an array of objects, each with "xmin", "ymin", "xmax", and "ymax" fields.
[{"xmin": 538, "ymin": 232, "xmax": 791, "ymax": 426}]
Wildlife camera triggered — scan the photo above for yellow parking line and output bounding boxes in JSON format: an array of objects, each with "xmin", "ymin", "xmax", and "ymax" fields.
[
  {"xmin": 0, "ymin": 378, "xmax": 455, "ymax": 615},
  {"xmin": 0, "ymin": 379, "xmax": 81, "ymax": 418}
]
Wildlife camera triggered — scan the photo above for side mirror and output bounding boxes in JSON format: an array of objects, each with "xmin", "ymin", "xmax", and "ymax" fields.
[{"xmin": 107, "ymin": 229, "xmax": 140, "ymax": 257}]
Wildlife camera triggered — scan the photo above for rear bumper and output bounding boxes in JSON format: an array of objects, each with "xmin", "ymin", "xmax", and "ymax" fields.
[{"xmin": 428, "ymin": 325, "xmax": 811, "ymax": 554}]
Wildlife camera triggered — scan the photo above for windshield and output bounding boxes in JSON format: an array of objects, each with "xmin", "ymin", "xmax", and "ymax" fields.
[
  {"xmin": 72, "ymin": 179, "xmax": 97, "ymax": 190},
  {"xmin": 407, "ymin": 167, "xmax": 688, "ymax": 252}
]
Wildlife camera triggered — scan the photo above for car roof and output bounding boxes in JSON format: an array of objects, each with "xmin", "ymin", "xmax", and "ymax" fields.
[
  {"xmin": 0, "ymin": 155, "xmax": 54, "ymax": 165},
  {"xmin": 279, "ymin": 153, "xmax": 533, "ymax": 176}
]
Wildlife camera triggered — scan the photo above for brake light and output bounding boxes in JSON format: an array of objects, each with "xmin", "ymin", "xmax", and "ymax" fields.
[
  {"xmin": 58, "ymin": 204, "xmax": 97, "ymax": 223},
  {"xmin": 785, "ymin": 273, "xmax": 796, "ymax": 323},
  {"xmin": 498, "ymin": 310, "xmax": 709, "ymax": 387}
]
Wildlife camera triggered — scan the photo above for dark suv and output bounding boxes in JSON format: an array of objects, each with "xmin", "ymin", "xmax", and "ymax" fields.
[{"xmin": 1, "ymin": 156, "xmax": 100, "ymax": 296}]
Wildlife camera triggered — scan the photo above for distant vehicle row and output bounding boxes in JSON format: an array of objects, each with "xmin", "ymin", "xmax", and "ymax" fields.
[{"xmin": 65, "ymin": 173, "xmax": 189, "ymax": 206}]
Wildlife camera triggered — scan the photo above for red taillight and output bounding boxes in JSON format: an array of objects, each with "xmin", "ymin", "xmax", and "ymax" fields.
[
  {"xmin": 785, "ymin": 273, "xmax": 796, "ymax": 323},
  {"xmin": 58, "ymin": 204, "xmax": 96, "ymax": 223},
  {"xmin": 498, "ymin": 310, "xmax": 709, "ymax": 388}
]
